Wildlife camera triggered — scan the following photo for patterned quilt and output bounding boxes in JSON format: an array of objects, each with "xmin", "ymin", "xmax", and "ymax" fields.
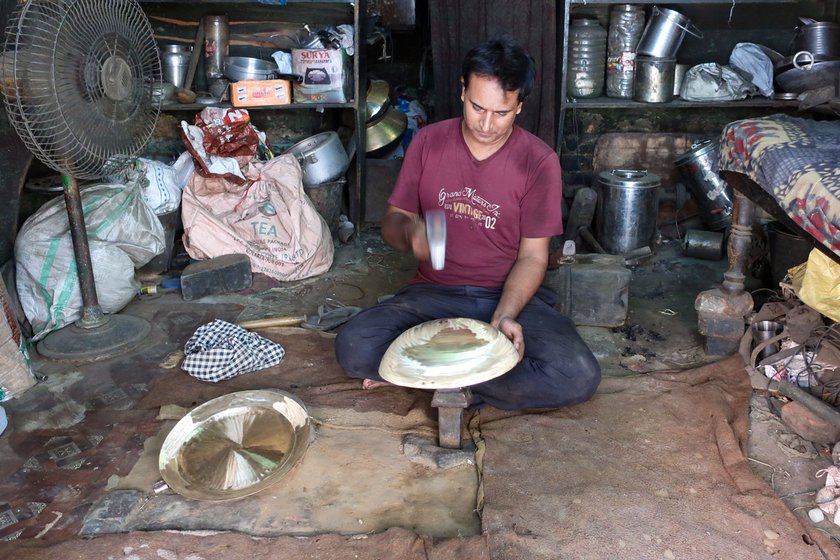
[{"xmin": 719, "ymin": 114, "xmax": 840, "ymax": 255}]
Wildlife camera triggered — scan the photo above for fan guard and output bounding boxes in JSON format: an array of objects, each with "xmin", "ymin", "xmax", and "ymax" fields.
[{"xmin": 2, "ymin": 0, "xmax": 161, "ymax": 179}]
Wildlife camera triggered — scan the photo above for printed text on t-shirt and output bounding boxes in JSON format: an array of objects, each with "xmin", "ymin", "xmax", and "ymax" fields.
[{"xmin": 438, "ymin": 186, "xmax": 501, "ymax": 229}]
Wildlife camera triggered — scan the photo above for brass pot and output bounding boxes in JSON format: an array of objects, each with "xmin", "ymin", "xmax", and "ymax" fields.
[
  {"xmin": 365, "ymin": 79, "xmax": 390, "ymax": 122},
  {"xmin": 365, "ymin": 106, "xmax": 407, "ymax": 153}
]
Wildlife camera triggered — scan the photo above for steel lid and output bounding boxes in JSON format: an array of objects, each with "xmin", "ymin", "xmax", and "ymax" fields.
[
  {"xmin": 597, "ymin": 169, "xmax": 660, "ymax": 189},
  {"xmin": 673, "ymin": 139, "xmax": 719, "ymax": 166}
]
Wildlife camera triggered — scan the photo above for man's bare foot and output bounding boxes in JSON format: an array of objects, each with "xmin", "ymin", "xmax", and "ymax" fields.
[{"xmin": 362, "ymin": 378, "xmax": 391, "ymax": 390}]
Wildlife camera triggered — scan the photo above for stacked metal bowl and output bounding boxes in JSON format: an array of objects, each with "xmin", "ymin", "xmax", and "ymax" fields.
[
  {"xmin": 364, "ymin": 79, "xmax": 407, "ymax": 153},
  {"xmin": 774, "ymin": 18, "xmax": 840, "ymax": 94}
]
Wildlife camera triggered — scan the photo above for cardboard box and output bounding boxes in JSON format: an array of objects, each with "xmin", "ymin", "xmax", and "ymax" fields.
[
  {"xmin": 291, "ymin": 48, "xmax": 352, "ymax": 103},
  {"xmin": 231, "ymin": 79, "xmax": 292, "ymax": 107}
]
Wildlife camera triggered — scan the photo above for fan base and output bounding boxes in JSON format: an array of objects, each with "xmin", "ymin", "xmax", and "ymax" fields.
[{"xmin": 37, "ymin": 314, "xmax": 152, "ymax": 361}]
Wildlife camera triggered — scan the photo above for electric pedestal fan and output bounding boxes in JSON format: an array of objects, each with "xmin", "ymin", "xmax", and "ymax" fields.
[{"xmin": 2, "ymin": 0, "xmax": 162, "ymax": 359}]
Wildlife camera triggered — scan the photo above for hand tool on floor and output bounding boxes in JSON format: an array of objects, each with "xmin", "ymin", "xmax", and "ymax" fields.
[
  {"xmin": 238, "ymin": 304, "xmax": 362, "ymax": 331},
  {"xmin": 180, "ymin": 253, "xmax": 252, "ymax": 301},
  {"xmin": 550, "ymin": 187, "xmax": 598, "ymax": 266}
]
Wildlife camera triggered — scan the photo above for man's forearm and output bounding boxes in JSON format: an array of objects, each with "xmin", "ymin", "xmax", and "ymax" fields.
[
  {"xmin": 491, "ymin": 255, "xmax": 546, "ymax": 323},
  {"xmin": 381, "ymin": 211, "xmax": 416, "ymax": 252}
]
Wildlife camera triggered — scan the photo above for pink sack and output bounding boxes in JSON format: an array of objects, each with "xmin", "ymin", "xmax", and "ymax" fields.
[{"xmin": 181, "ymin": 154, "xmax": 334, "ymax": 281}]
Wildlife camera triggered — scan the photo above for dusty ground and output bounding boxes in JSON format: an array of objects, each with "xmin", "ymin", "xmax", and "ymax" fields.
[{"xmin": 0, "ymin": 232, "xmax": 836, "ymax": 558}]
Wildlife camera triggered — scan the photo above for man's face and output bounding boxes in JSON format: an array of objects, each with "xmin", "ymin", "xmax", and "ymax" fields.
[{"xmin": 461, "ymin": 74, "xmax": 522, "ymax": 149}]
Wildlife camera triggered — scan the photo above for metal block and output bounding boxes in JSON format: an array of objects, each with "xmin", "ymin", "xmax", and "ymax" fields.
[{"xmin": 431, "ymin": 388, "xmax": 471, "ymax": 449}]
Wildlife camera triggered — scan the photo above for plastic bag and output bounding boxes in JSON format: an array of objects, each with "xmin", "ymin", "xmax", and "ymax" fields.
[
  {"xmin": 181, "ymin": 154, "xmax": 334, "ymax": 281},
  {"xmin": 680, "ymin": 63, "xmax": 757, "ymax": 101},
  {"xmin": 790, "ymin": 249, "xmax": 840, "ymax": 322},
  {"xmin": 15, "ymin": 183, "xmax": 165, "ymax": 340},
  {"xmin": 729, "ymin": 43, "xmax": 774, "ymax": 97},
  {"xmin": 117, "ymin": 157, "xmax": 185, "ymax": 215}
]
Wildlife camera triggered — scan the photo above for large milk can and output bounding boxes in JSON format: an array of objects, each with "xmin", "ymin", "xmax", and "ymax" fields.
[
  {"xmin": 595, "ymin": 169, "xmax": 661, "ymax": 254},
  {"xmin": 673, "ymin": 139, "xmax": 733, "ymax": 231}
]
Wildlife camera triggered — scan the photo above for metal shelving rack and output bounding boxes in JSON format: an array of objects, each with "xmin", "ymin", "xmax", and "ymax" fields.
[
  {"xmin": 140, "ymin": 0, "xmax": 368, "ymax": 226},
  {"xmin": 558, "ymin": 0, "xmax": 802, "ymax": 153}
]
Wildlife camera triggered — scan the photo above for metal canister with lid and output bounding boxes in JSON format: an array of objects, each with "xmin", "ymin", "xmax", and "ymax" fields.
[
  {"xmin": 595, "ymin": 169, "xmax": 661, "ymax": 254},
  {"xmin": 606, "ymin": 4, "xmax": 646, "ymax": 99},
  {"xmin": 673, "ymin": 139, "xmax": 733, "ymax": 231}
]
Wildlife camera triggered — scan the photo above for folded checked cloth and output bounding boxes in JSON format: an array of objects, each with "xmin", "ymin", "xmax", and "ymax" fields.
[{"xmin": 182, "ymin": 319, "xmax": 285, "ymax": 382}]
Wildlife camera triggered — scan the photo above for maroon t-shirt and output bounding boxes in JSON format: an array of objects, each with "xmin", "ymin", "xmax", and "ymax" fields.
[{"xmin": 388, "ymin": 118, "xmax": 563, "ymax": 288}]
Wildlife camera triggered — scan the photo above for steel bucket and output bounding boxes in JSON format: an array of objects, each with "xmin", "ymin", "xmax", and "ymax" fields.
[
  {"xmin": 595, "ymin": 169, "xmax": 661, "ymax": 254},
  {"xmin": 673, "ymin": 139, "xmax": 733, "ymax": 231},
  {"xmin": 636, "ymin": 7, "xmax": 702, "ymax": 59},
  {"xmin": 633, "ymin": 55, "xmax": 676, "ymax": 103}
]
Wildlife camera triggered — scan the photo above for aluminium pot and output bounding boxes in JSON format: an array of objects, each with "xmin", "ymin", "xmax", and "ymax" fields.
[
  {"xmin": 792, "ymin": 18, "xmax": 840, "ymax": 58},
  {"xmin": 285, "ymin": 131, "xmax": 350, "ymax": 186},
  {"xmin": 223, "ymin": 56, "xmax": 277, "ymax": 82}
]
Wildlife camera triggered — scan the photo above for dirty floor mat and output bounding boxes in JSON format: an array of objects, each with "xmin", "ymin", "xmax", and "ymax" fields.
[
  {"xmin": 103, "ymin": 404, "xmax": 480, "ymax": 538},
  {"xmin": 139, "ymin": 328, "xmax": 432, "ymax": 417},
  {"xmin": 477, "ymin": 356, "xmax": 838, "ymax": 559},
  {"xmin": 0, "ymin": 527, "xmax": 490, "ymax": 559}
]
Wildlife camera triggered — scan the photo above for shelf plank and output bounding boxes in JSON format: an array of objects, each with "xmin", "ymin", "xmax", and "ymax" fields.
[
  {"xmin": 139, "ymin": 1, "xmax": 354, "ymax": 4},
  {"xmin": 562, "ymin": 97, "xmax": 798, "ymax": 109},
  {"xmin": 570, "ymin": 0, "xmax": 797, "ymax": 4},
  {"xmin": 161, "ymin": 101, "xmax": 356, "ymax": 111}
]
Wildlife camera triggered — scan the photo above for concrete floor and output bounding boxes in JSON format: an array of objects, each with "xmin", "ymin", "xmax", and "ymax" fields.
[{"xmin": 0, "ymin": 230, "xmax": 835, "ymax": 553}]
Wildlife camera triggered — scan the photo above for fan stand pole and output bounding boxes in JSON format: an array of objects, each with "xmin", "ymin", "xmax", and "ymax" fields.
[
  {"xmin": 62, "ymin": 176, "xmax": 106, "ymax": 328},
  {"xmin": 35, "ymin": 176, "xmax": 152, "ymax": 361}
]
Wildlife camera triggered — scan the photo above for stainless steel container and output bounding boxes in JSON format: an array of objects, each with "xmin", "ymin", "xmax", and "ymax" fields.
[
  {"xmin": 160, "ymin": 44, "xmax": 191, "ymax": 88},
  {"xmin": 673, "ymin": 63, "xmax": 690, "ymax": 96},
  {"xmin": 673, "ymin": 139, "xmax": 733, "ymax": 231},
  {"xmin": 595, "ymin": 169, "xmax": 661, "ymax": 254},
  {"xmin": 285, "ymin": 131, "xmax": 350, "ymax": 186},
  {"xmin": 606, "ymin": 4, "xmax": 646, "ymax": 99},
  {"xmin": 636, "ymin": 7, "xmax": 699, "ymax": 59},
  {"xmin": 203, "ymin": 15, "xmax": 230, "ymax": 80},
  {"xmin": 567, "ymin": 18, "xmax": 607, "ymax": 98},
  {"xmin": 793, "ymin": 19, "xmax": 840, "ymax": 58},
  {"xmin": 634, "ymin": 55, "xmax": 675, "ymax": 103},
  {"xmin": 683, "ymin": 229, "xmax": 725, "ymax": 260}
]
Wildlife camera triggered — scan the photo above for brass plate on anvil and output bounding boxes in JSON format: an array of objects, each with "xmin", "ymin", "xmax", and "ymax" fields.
[
  {"xmin": 159, "ymin": 390, "xmax": 312, "ymax": 501},
  {"xmin": 379, "ymin": 318, "xmax": 519, "ymax": 389}
]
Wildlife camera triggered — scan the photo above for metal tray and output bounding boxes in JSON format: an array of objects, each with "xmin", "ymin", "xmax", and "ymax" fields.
[{"xmin": 159, "ymin": 389, "xmax": 312, "ymax": 501}]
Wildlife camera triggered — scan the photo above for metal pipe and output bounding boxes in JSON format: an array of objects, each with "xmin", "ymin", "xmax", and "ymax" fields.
[{"xmin": 62, "ymin": 176, "xmax": 105, "ymax": 329}]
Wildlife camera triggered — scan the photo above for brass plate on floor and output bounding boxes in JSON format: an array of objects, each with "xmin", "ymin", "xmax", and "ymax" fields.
[
  {"xmin": 159, "ymin": 390, "xmax": 312, "ymax": 501},
  {"xmin": 379, "ymin": 318, "xmax": 519, "ymax": 389}
]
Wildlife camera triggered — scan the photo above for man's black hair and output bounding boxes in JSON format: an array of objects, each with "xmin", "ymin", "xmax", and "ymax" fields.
[{"xmin": 462, "ymin": 37, "xmax": 536, "ymax": 102}]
